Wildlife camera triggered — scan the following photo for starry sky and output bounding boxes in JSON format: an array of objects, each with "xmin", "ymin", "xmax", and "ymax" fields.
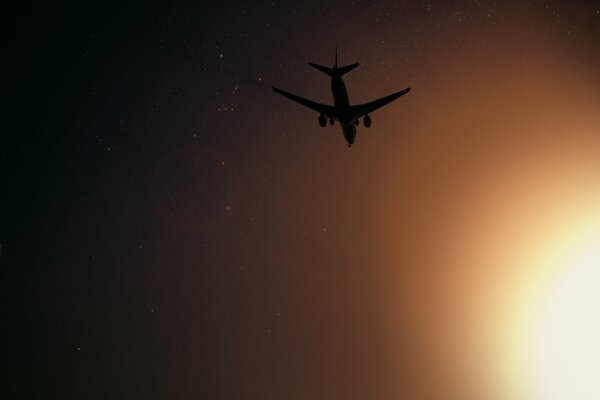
[{"xmin": 2, "ymin": 1, "xmax": 599, "ymax": 399}]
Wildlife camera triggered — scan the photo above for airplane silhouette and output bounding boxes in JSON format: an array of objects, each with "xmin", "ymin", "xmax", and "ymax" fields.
[{"xmin": 272, "ymin": 47, "xmax": 411, "ymax": 147}]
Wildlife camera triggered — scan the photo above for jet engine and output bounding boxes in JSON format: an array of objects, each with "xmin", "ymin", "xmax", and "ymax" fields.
[
  {"xmin": 318, "ymin": 114, "xmax": 327, "ymax": 127},
  {"xmin": 363, "ymin": 114, "xmax": 372, "ymax": 128}
]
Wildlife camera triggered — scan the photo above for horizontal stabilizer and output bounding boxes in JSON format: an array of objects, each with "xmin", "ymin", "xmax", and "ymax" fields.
[
  {"xmin": 309, "ymin": 62, "xmax": 335, "ymax": 76},
  {"xmin": 335, "ymin": 62, "xmax": 359, "ymax": 76},
  {"xmin": 309, "ymin": 62, "xmax": 359, "ymax": 77}
]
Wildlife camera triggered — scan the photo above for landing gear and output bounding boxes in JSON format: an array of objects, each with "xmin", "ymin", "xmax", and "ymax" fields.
[
  {"xmin": 363, "ymin": 114, "xmax": 372, "ymax": 128},
  {"xmin": 354, "ymin": 119, "xmax": 359, "ymax": 126},
  {"xmin": 329, "ymin": 118, "xmax": 335, "ymax": 126},
  {"xmin": 318, "ymin": 114, "xmax": 327, "ymax": 127}
]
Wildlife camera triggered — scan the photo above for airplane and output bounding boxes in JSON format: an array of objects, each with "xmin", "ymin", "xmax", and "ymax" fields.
[{"xmin": 272, "ymin": 47, "xmax": 411, "ymax": 147}]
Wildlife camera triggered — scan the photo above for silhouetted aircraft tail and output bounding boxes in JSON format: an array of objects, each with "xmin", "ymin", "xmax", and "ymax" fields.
[
  {"xmin": 309, "ymin": 62, "xmax": 359, "ymax": 77},
  {"xmin": 309, "ymin": 45, "xmax": 359, "ymax": 77}
]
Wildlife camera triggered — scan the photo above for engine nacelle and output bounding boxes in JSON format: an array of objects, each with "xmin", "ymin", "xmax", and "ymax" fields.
[
  {"xmin": 363, "ymin": 114, "xmax": 372, "ymax": 128},
  {"xmin": 318, "ymin": 114, "xmax": 327, "ymax": 127}
]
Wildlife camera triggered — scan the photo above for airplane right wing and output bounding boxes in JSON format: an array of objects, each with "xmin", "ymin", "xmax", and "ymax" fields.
[
  {"xmin": 348, "ymin": 87, "xmax": 411, "ymax": 119},
  {"xmin": 272, "ymin": 86, "xmax": 336, "ymax": 117}
]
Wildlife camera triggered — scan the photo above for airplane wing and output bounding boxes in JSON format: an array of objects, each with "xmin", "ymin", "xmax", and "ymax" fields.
[
  {"xmin": 348, "ymin": 87, "xmax": 411, "ymax": 119},
  {"xmin": 272, "ymin": 86, "xmax": 336, "ymax": 117}
]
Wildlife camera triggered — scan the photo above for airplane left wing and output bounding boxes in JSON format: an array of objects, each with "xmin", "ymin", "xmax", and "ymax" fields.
[
  {"xmin": 348, "ymin": 87, "xmax": 411, "ymax": 119},
  {"xmin": 272, "ymin": 86, "xmax": 336, "ymax": 117}
]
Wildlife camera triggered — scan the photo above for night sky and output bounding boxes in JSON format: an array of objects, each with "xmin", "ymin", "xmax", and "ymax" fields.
[{"xmin": 2, "ymin": 1, "xmax": 599, "ymax": 399}]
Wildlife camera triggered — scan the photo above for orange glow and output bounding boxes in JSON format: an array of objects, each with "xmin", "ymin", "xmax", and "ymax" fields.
[{"xmin": 372, "ymin": 41, "xmax": 600, "ymax": 399}]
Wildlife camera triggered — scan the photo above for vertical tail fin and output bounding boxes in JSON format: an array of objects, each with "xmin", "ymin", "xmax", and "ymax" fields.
[{"xmin": 335, "ymin": 44, "xmax": 338, "ymax": 68}]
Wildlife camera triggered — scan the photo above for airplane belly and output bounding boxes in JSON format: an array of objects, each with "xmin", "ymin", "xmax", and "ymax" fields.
[
  {"xmin": 331, "ymin": 78, "xmax": 351, "ymax": 121},
  {"xmin": 342, "ymin": 123, "xmax": 356, "ymax": 146}
]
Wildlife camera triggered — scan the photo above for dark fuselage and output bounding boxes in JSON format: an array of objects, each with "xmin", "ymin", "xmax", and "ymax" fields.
[{"xmin": 331, "ymin": 75, "xmax": 357, "ymax": 146}]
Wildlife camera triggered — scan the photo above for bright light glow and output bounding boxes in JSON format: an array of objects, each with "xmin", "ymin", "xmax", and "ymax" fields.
[
  {"xmin": 494, "ymin": 206, "xmax": 600, "ymax": 400},
  {"xmin": 529, "ymin": 238, "xmax": 600, "ymax": 400}
]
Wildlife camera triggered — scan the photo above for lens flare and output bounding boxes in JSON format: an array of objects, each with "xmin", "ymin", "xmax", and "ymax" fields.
[
  {"xmin": 502, "ymin": 220, "xmax": 600, "ymax": 400},
  {"xmin": 530, "ymin": 237, "xmax": 600, "ymax": 400}
]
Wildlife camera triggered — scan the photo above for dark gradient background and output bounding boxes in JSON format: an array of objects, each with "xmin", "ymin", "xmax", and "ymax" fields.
[{"xmin": 2, "ymin": 1, "xmax": 599, "ymax": 399}]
